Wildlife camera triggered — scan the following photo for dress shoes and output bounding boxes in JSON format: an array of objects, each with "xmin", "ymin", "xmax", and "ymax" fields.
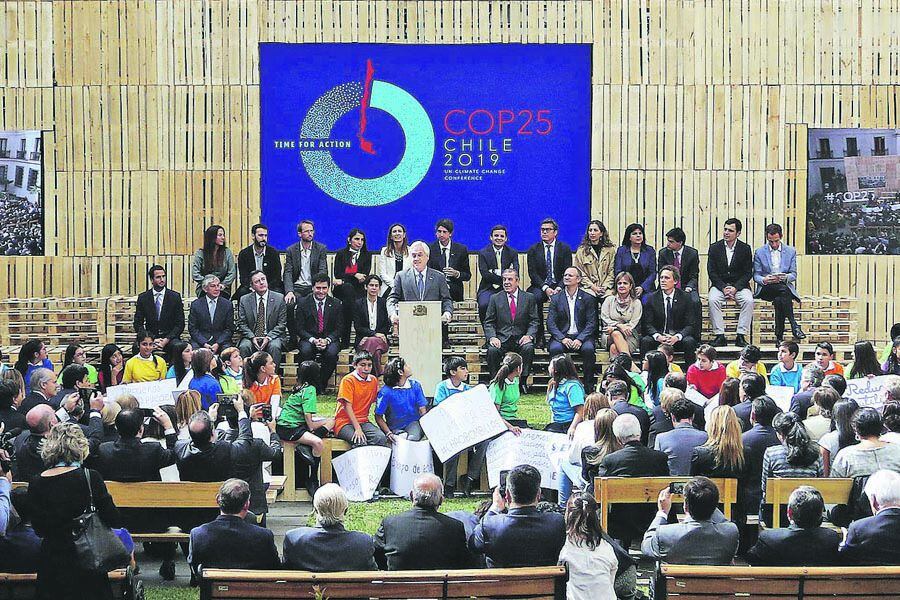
[
  {"xmin": 711, "ymin": 335, "xmax": 727, "ymax": 348},
  {"xmin": 735, "ymin": 334, "xmax": 749, "ymax": 347}
]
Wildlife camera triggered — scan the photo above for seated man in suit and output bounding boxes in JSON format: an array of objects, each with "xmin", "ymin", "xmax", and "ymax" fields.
[
  {"xmin": 547, "ymin": 266, "xmax": 598, "ymax": 392},
  {"xmin": 352, "ymin": 275, "xmax": 391, "ymax": 377},
  {"xmin": 188, "ymin": 478, "xmax": 280, "ymax": 575},
  {"xmin": 706, "ymin": 219, "xmax": 754, "ymax": 347},
  {"xmin": 133, "ymin": 264, "xmax": 185, "ymax": 352},
  {"xmin": 427, "ymin": 218, "xmax": 471, "ymax": 303},
  {"xmin": 18, "ymin": 367, "xmax": 60, "ymax": 415},
  {"xmin": 746, "ymin": 485, "xmax": 841, "ymax": 566},
  {"xmin": 840, "ymin": 469, "xmax": 900, "ymax": 565},
  {"xmin": 282, "ymin": 219, "xmax": 328, "ymax": 304},
  {"xmin": 476, "ymin": 225, "xmax": 519, "ymax": 323},
  {"xmin": 389, "ymin": 240, "xmax": 454, "ymax": 345},
  {"xmin": 468, "ymin": 464, "xmax": 565, "ymax": 567},
  {"xmin": 284, "ymin": 483, "xmax": 377, "ymax": 571},
  {"xmin": 658, "ymin": 227, "xmax": 700, "ymax": 313},
  {"xmin": 733, "ymin": 372, "xmax": 768, "ymax": 432},
  {"xmin": 526, "ymin": 218, "xmax": 573, "ymax": 346},
  {"xmin": 188, "ymin": 275, "xmax": 234, "ymax": 354},
  {"xmin": 607, "ymin": 379, "xmax": 651, "ymax": 446},
  {"xmin": 653, "ymin": 393, "xmax": 708, "ymax": 476},
  {"xmin": 639, "ymin": 266, "xmax": 698, "ymax": 369},
  {"xmin": 375, "ymin": 473, "xmax": 470, "ymax": 570},
  {"xmin": 296, "ymin": 273, "xmax": 343, "ymax": 393},
  {"xmin": 641, "ymin": 476, "xmax": 739, "ymax": 565},
  {"xmin": 235, "ymin": 223, "xmax": 283, "ymax": 300},
  {"xmin": 598, "ymin": 414, "xmax": 670, "ymax": 546},
  {"xmin": 753, "ymin": 223, "xmax": 806, "ymax": 343},
  {"xmin": 237, "ymin": 270, "xmax": 288, "ymax": 367},
  {"xmin": 483, "ymin": 269, "xmax": 539, "ymax": 393},
  {"xmin": 740, "ymin": 396, "xmax": 781, "ymax": 539}
]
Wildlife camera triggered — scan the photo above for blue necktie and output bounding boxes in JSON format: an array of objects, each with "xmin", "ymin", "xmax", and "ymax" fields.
[
  {"xmin": 545, "ymin": 245, "xmax": 553, "ymax": 286},
  {"xmin": 417, "ymin": 272, "xmax": 425, "ymax": 300}
]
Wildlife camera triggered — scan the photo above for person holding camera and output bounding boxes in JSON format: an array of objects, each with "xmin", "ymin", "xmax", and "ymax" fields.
[{"xmin": 174, "ymin": 395, "xmax": 252, "ymax": 483}]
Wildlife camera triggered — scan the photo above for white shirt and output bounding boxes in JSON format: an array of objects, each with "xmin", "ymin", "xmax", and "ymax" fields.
[
  {"xmin": 769, "ymin": 244, "xmax": 782, "ymax": 273},
  {"xmin": 438, "ymin": 241, "xmax": 452, "ymax": 267},
  {"xmin": 565, "ymin": 289, "xmax": 579, "ymax": 335},
  {"xmin": 298, "ymin": 242, "xmax": 313, "ymax": 286},
  {"xmin": 661, "ymin": 290, "xmax": 678, "ymax": 336},
  {"xmin": 724, "ymin": 240, "xmax": 736, "ymax": 265},
  {"xmin": 558, "ymin": 538, "xmax": 617, "ymax": 600},
  {"xmin": 366, "ymin": 298, "xmax": 378, "ymax": 331}
]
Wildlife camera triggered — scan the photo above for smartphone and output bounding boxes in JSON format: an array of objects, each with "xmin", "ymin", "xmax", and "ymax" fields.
[
  {"xmin": 499, "ymin": 470, "xmax": 510, "ymax": 495},
  {"xmin": 78, "ymin": 387, "xmax": 93, "ymax": 413},
  {"xmin": 669, "ymin": 482, "xmax": 685, "ymax": 495},
  {"xmin": 259, "ymin": 403, "xmax": 273, "ymax": 421}
]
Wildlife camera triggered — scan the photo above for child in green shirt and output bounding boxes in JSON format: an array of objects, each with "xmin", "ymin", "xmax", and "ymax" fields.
[{"xmin": 487, "ymin": 352, "xmax": 527, "ymax": 433}]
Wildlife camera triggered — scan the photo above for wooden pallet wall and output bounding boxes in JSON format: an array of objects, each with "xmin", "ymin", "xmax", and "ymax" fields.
[{"xmin": 0, "ymin": 1, "xmax": 897, "ymax": 341}]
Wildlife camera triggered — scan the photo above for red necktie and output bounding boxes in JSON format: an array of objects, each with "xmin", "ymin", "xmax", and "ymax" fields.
[
  {"xmin": 317, "ymin": 301, "xmax": 324, "ymax": 334},
  {"xmin": 509, "ymin": 293, "xmax": 517, "ymax": 320}
]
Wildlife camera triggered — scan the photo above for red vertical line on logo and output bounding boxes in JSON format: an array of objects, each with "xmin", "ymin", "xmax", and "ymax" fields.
[{"xmin": 357, "ymin": 59, "xmax": 376, "ymax": 155}]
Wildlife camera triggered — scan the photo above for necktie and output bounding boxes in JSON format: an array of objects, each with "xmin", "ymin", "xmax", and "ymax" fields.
[
  {"xmin": 317, "ymin": 301, "xmax": 324, "ymax": 334},
  {"xmin": 674, "ymin": 252, "xmax": 682, "ymax": 289},
  {"xmin": 665, "ymin": 296, "xmax": 674, "ymax": 333},
  {"xmin": 417, "ymin": 272, "xmax": 425, "ymax": 300},
  {"xmin": 155, "ymin": 292, "xmax": 163, "ymax": 319},
  {"xmin": 255, "ymin": 295, "xmax": 266, "ymax": 336},
  {"xmin": 545, "ymin": 245, "xmax": 553, "ymax": 286},
  {"xmin": 509, "ymin": 293, "xmax": 517, "ymax": 320},
  {"xmin": 208, "ymin": 298, "xmax": 216, "ymax": 321},
  {"xmin": 495, "ymin": 249, "xmax": 502, "ymax": 269},
  {"xmin": 443, "ymin": 247, "xmax": 449, "ymax": 269}
]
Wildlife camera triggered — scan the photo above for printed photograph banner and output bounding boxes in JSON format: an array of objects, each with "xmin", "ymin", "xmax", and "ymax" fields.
[{"xmin": 260, "ymin": 43, "xmax": 591, "ymax": 250}]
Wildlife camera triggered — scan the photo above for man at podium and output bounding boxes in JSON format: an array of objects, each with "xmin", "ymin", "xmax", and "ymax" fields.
[{"xmin": 388, "ymin": 241, "xmax": 453, "ymax": 344}]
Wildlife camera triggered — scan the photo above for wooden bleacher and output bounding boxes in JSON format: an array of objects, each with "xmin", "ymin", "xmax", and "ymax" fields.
[
  {"xmin": 763, "ymin": 477, "xmax": 853, "ymax": 528},
  {"xmin": 199, "ymin": 566, "xmax": 568, "ymax": 600}
]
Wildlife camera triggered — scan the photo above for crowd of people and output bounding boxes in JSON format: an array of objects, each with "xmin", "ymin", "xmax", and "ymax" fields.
[
  {"xmin": 0, "ymin": 196, "xmax": 42, "ymax": 256},
  {"xmin": 806, "ymin": 192, "xmax": 900, "ymax": 254},
  {"xmin": 0, "ymin": 216, "xmax": 899, "ymax": 599}
]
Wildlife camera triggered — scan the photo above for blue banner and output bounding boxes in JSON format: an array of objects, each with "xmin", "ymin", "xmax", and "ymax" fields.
[{"xmin": 260, "ymin": 43, "xmax": 591, "ymax": 251}]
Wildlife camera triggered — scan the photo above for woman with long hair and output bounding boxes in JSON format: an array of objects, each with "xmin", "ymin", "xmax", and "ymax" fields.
[
  {"xmin": 378, "ymin": 223, "xmax": 411, "ymax": 297},
  {"xmin": 555, "ymin": 393, "xmax": 610, "ymax": 508},
  {"xmin": 574, "ymin": 220, "xmax": 615, "ymax": 299},
  {"xmin": 691, "ymin": 405, "xmax": 745, "ymax": 478},
  {"xmin": 191, "ymin": 224, "xmax": 236, "ymax": 297},
  {"xmin": 599, "ymin": 272, "xmax": 642, "ymax": 357},
  {"xmin": 488, "ymin": 352, "xmax": 526, "ymax": 433},
  {"xmin": 96, "ymin": 344, "xmax": 124, "ymax": 392},
  {"xmin": 165, "ymin": 340, "xmax": 193, "ymax": 387},
  {"xmin": 332, "ymin": 228, "xmax": 372, "ymax": 348},
  {"xmin": 187, "ymin": 348, "xmax": 222, "ymax": 409},
  {"xmin": 612, "ymin": 223, "xmax": 656, "ymax": 301},
  {"xmin": 546, "ymin": 355, "xmax": 585, "ymax": 435},
  {"xmin": 123, "ymin": 334, "xmax": 166, "ymax": 383},
  {"xmin": 642, "ymin": 351, "xmax": 668, "ymax": 408},
  {"xmin": 558, "ymin": 492, "xmax": 618, "ymax": 600},
  {"xmin": 174, "ymin": 390, "xmax": 203, "ymax": 438},
  {"xmin": 819, "ymin": 398, "xmax": 859, "ymax": 476},
  {"xmin": 581, "ymin": 408, "xmax": 623, "ymax": 489},
  {"xmin": 804, "ymin": 386, "xmax": 840, "ymax": 441},
  {"xmin": 883, "ymin": 337, "xmax": 900, "ymax": 376},
  {"xmin": 847, "ymin": 341, "xmax": 883, "ymax": 379},
  {"xmin": 243, "ymin": 351, "xmax": 281, "ymax": 405},
  {"xmin": 58, "ymin": 344, "xmax": 98, "ymax": 385},
  {"xmin": 761, "ymin": 412, "xmax": 823, "ymax": 519},
  {"xmin": 15, "ymin": 339, "xmax": 52, "ymax": 387}
]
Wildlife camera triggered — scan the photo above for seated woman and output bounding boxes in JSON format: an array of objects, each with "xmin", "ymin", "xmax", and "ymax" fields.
[
  {"xmin": 377, "ymin": 223, "xmax": 411, "ymax": 298},
  {"xmin": 686, "ymin": 344, "xmax": 727, "ymax": 400},
  {"xmin": 188, "ymin": 348, "xmax": 223, "ymax": 409},
  {"xmin": 818, "ymin": 398, "xmax": 859, "ymax": 476},
  {"xmin": 846, "ymin": 340, "xmax": 883, "ymax": 379},
  {"xmin": 691, "ymin": 405, "xmax": 745, "ymax": 478},
  {"xmin": 831, "ymin": 408, "xmax": 900, "ymax": 478},
  {"xmin": 612, "ymin": 223, "xmax": 656, "ymax": 302},
  {"xmin": 812, "ymin": 342, "xmax": 844, "ymax": 377},
  {"xmin": 761, "ymin": 412, "xmax": 823, "ymax": 523},
  {"xmin": 243, "ymin": 351, "xmax": 281, "ymax": 406},
  {"xmin": 191, "ymin": 224, "xmax": 236, "ymax": 298},
  {"xmin": 574, "ymin": 220, "xmax": 615, "ymax": 299},
  {"xmin": 332, "ymin": 228, "xmax": 371, "ymax": 349},
  {"xmin": 883, "ymin": 337, "xmax": 900, "ymax": 376},
  {"xmin": 556, "ymin": 393, "xmax": 609, "ymax": 507},
  {"xmin": 804, "ymin": 386, "xmax": 840, "ymax": 442},
  {"xmin": 96, "ymin": 344, "xmax": 125, "ymax": 392},
  {"xmin": 545, "ymin": 355, "xmax": 585, "ymax": 435},
  {"xmin": 165, "ymin": 340, "xmax": 194, "ymax": 387},
  {"xmin": 57, "ymin": 344, "xmax": 98, "ymax": 386},
  {"xmin": 558, "ymin": 492, "xmax": 618, "ymax": 600},
  {"xmin": 580, "ymin": 408, "xmax": 622, "ymax": 493},
  {"xmin": 599, "ymin": 272, "xmax": 642, "ymax": 357},
  {"xmin": 174, "ymin": 390, "xmax": 203, "ymax": 439},
  {"xmin": 375, "ymin": 357, "xmax": 428, "ymax": 442},
  {"xmin": 123, "ymin": 334, "xmax": 167, "ymax": 383},
  {"xmin": 641, "ymin": 351, "xmax": 668, "ymax": 408},
  {"xmin": 352, "ymin": 275, "xmax": 391, "ymax": 377}
]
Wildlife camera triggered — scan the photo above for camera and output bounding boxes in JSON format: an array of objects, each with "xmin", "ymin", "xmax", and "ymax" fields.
[
  {"xmin": 258, "ymin": 403, "xmax": 272, "ymax": 422},
  {"xmin": 141, "ymin": 408, "xmax": 165, "ymax": 439},
  {"xmin": 669, "ymin": 482, "xmax": 686, "ymax": 495},
  {"xmin": 0, "ymin": 427, "xmax": 20, "ymax": 474},
  {"xmin": 216, "ymin": 394, "xmax": 239, "ymax": 422}
]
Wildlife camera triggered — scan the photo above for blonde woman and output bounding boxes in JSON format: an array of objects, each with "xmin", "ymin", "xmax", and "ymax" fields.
[
  {"xmin": 175, "ymin": 390, "xmax": 203, "ymax": 439},
  {"xmin": 690, "ymin": 405, "xmax": 745, "ymax": 478},
  {"xmin": 580, "ymin": 408, "xmax": 623, "ymax": 491}
]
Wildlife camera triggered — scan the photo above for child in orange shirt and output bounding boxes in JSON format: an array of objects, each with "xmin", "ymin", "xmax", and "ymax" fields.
[
  {"xmin": 334, "ymin": 351, "xmax": 387, "ymax": 446},
  {"xmin": 243, "ymin": 351, "xmax": 282, "ymax": 406}
]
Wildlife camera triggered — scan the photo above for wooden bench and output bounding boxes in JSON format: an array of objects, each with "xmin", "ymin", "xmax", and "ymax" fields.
[
  {"xmin": 200, "ymin": 566, "xmax": 567, "ymax": 600},
  {"xmin": 763, "ymin": 477, "xmax": 853, "ymax": 528},
  {"xmin": 105, "ymin": 481, "xmax": 222, "ymax": 543},
  {"xmin": 660, "ymin": 564, "xmax": 900, "ymax": 599},
  {"xmin": 281, "ymin": 437, "xmax": 352, "ymax": 500},
  {"xmin": 0, "ymin": 569, "xmax": 130, "ymax": 598},
  {"xmin": 594, "ymin": 477, "xmax": 738, "ymax": 532}
]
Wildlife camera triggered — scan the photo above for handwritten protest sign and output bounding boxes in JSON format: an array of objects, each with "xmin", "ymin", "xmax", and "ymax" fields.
[
  {"xmin": 332, "ymin": 446, "xmax": 391, "ymax": 502},
  {"xmin": 486, "ymin": 429, "xmax": 571, "ymax": 491},
  {"xmin": 845, "ymin": 375, "xmax": 891, "ymax": 409},
  {"xmin": 106, "ymin": 379, "xmax": 178, "ymax": 409},
  {"xmin": 389, "ymin": 438, "xmax": 434, "ymax": 498},
  {"xmin": 766, "ymin": 386, "xmax": 795, "ymax": 413},
  {"xmin": 420, "ymin": 385, "xmax": 507, "ymax": 462}
]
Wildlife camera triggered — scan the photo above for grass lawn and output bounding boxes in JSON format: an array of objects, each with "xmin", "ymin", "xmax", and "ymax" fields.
[{"xmin": 146, "ymin": 392, "xmax": 551, "ymax": 598}]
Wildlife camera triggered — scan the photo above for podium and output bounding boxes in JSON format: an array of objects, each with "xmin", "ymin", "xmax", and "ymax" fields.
[{"xmin": 398, "ymin": 301, "xmax": 443, "ymax": 395}]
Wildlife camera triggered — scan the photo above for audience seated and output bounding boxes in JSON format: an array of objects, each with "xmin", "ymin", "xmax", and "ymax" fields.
[
  {"xmin": 133, "ymin": 265, "xmax": 185, "ymax": 352},
  {"xmin": 427, "ymin": 219, "xmax": 471, "ymax": 303},
  {"xmin": 123, "ymin": 335, "xmax": 168, "ymax": 383},
  {"xmin": 839, "ymin": 469, "xmax": 900, "ymax": 565},
  {"xmin": 14, "ymin": 341, "xmax": 54, "ymax": 389},
  {"xmin": 805, "ymin": 386, "xmax": 840, "ymax": 442},
  {"xmin": 545, "ymin": 356, "xmax": 586, "ymax": 434},
  {"xmin": 334, "ymin": 352, "xmax": 386, "ymax": 447},
  {"xmin": 375, "ymin": 473, "xmax": 470, "ymax": 570},
  {"xmin": 296, "ymin": 274, "xmax": 343, "ymax": 392},
  {"xmin": 658, "ymin": 227, "xmax": 701, "ymax": 316},
  {"xmin": 770, "ymin": 341, "xmax": 803, "ymax": 392},
  {"xmin": 483, "ymin": 269, "xmax": 539, "ymax": 392},
  {"xmin": 18, "ymin": 367, "xmax": 59, "ymax": 416},
  {"xmin": 374, "ymin": 357, "xmax": 428, "ymax": 442},
  {"xmin": 0, "ymin": 379, "xmax": 25, "ymax": 433},
  {"xmin": 639, "ymin": 266, "xmax": 698, "ymax": 368},
  {"xmin": 469, "ymin": 464, "xmax": 565, "ymax": 567},
  {"xmin": 831, "ymin": 408, "xmax": 900, "ymax": 479},
  {"xmin": 686, "ymin": 345, "xmax": 727, "ymax": 401},
  {"xmin": 654, "ymin": 393, "xmax": 708, "ymax": 476},
  {"xmin": 753, "ymin": 223, "xmax": 806, "ymax": 342},
  {"xmin": 283, "ymin": 483, "xmax": 377, "ymax": 572},
  {"xmin": 725, "ymin": 345, "xmax": 768, "ymax": 382},
  {"xmin": 94, "ymin": 408, "xmax": 177, "ymax": 483},
  {"xmin": 192, "ymin": 225, "xmax": 237, "ymax": 298},
  {"xmin": 282, "ymin": 219, "xmax": 328, "ymax": 304},
  {"xmin": 546, "ymin": 267, "xmax": 598, "ymax": 392},
  {"xmin": 0, "ymin": 487, "xmax": 41, "ymax": 573},
  {"xmin": 526, "ymin": 218, "xmax": 574, "ymax": 345},
  {"xmin": 608, "ymin": 380, "xmax": 651, "ymax": 446},
  {"xmin": 740, "ymin": 396, "xmax": 782, "ymax": 526},
  {"xmin": 237, "ymin": 271, "xmax": 288, "ymax": 367},
  {"xmin": 188, "ymin": 479, "xmax": 280, "ymax": 574},
  {"xmin": 746, "ymin": 485, "xmax": 840, "ymax": 566},
  {"xmin": 235, "ymin": 223, "xmax": 283, "ymax": 300},
  {"xmin": 556, "ymin": 394, "xmax": 608, "ymax": 506},
  {"xmin": 812, "ymin": 341, "xmax": 844, "ymax": 377},
  {"xmin": 558, "ymin": 491, "xmax": 618, "ymax": 600},
  {"xmin": 16, "ymin": 399, "xmax": 103, "ymax": 483},
  {"xmin": 789, "ymin": 364, "xmax": 825, "ymax": 420},
  {"xmin": 760, "ymin": 413, "xmax": 824, "ymax": 523},
  {"xmin": 188, "ymin": 275, "xmax": 234, "ymax": 354},
  {"xmin": 733, "ymin": 372, "xmax": 768, "ymax": 432},
  {"xmin": 175, "ymin": 399, "xmax": 252, "ymax": 482},
  {"xmin": 580, "ymin": 408, "xmax": 623, "ymax": 494},
  {"xmin": 477, "ymin": 225, "xmax": 520, "ymax": 323},
  {"xmin": 352, "ymin": 275, "xmax": 391, "ymax": 377},
  {"xmin": 433, "ymin": 357, "xmax": 482, "ymax": 497},
  {"xmin": 599, "ymin": 273, "xmax": 643, "ymax": 358},
  {"xmin": 51, "ymin": 364, "xmax": 92, "ymax": 409},
  {"xmin": 706, "ymin": 219, "xmax": 754, "ymax": 347},
  {"xmin": 690, "ymin": 405, "xmax": 746, "ymax": 478}
]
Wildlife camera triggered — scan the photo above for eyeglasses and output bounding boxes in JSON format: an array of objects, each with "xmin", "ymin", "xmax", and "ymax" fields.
[{"xmin": 540, "ymin": 227, "xmax": 555, "ymax": 232}]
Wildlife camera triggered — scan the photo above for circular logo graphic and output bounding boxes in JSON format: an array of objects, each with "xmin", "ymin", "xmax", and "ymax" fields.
[{"xmin": 299, "ymin": 79, "xmax": 435, "ymax": 207}]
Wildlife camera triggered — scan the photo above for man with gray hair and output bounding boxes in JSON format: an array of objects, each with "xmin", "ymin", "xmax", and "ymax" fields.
[
  {"xmin": 596, "ymin": 413, "xmax": 669, "ymax": 546},
  {"xmin": 840, "ymin": 469, "xmax": 900, "ymax": 565},
  {"xmin": 387, "ymin": 240, "xmax": 453, "ymax": 345},
  {"xmin": 188, "ymin": 274, "xmax": 234, "ymax": 353},
  {"xmin": 374, "ymin": 473, "xmax": 470, "ymax": 570},
  {"xmin": 18, "ymin": 367, "xmax": 60, "ymax": 415},
  {"xmin": 883, "ymin": 375, "xmax": 900, "ymax": 405},
  {"xmin": 482, "ymin": 267, "xmax": 539, "ymax": 386},
  {"xmin": 188, "ymin": 478, "xmax": 280, "ymax": 574},
  {"xmin": 283, "ymin": 483, "xmax": 377, "ymax": 572},
  {"xmin": 789, "ymin": 364, "xmax": 825, "ymax": 420}
]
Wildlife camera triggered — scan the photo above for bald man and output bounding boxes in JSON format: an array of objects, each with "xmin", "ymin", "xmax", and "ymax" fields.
[{"xmin": 374, "ymin": 474, "xmax": 471, "ymax": 570}]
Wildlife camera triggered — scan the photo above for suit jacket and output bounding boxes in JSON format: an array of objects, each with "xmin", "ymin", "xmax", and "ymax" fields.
[
  {"xmin": 740, "ymin": 424, "xmax": 781, "ymax": 514},
  {"xmin": 352, "ymin": 296, "xmax": 391, "ymax": 343},
  {"xmin": 733, "ymin": 400, "xmax": 754, "ymax": 432},
  {"xmin": 746, "ymin": 525, "xmax": 841, "ymax": 566},
  {"xmin": 658, "ymin": 245, "xmax": 700, "ymax": 291},
  {"xmin": 706, "ymin": 239, "xmax": 753, "ymax": 291},
  {"xmin": 296, "ymin": 294, "xmax": 343, "ymax": 343},
  {"xmin": 0, "ymin": 523, "xmax": 41, "ymax": 573},
  {"xmin": 840, "ymin": 507, "xmax": 900, "ymax": 565},
  {"xmin": 526, "ymin": 241, "xmax": 573, "ymax": 292},
  {"xmin": 641, "ymin": 510, "xmax": 739, "ymax": 565},
  {"xmin": 188, "ymin": 295, "xmax": 234, "ymax": 348},
  {"xmin": 188, "ymin": 514, "xmax": 280, "ymax": 572},
  {"xmin": 546, "ymin": 288, "xmax": 598, "ymax": 343},
  {"xmin": 388, "ymin": 267, "xmax": 453, "ymax": 316},
  {"xmin": 374, "ymin": 507, "xmax": 471, "ymax": 570},
  {"xmin": 753, "ymin": 243, "xmax": 800, "ymax": 300},
  {"xmin": 237, "ymin": 245, "xmax": 283, "ymax": 293},
  {"xmin": 93, "ymin": 435, "xmax": 177, "ymax": 482},
  {"xmin": 649, "ymin": 405, "xmax": 706, "ymax": 449},
  {"xmin": 237, "ymin": 291, "xmax": 288, "ymax": 341},
  {"xmin": 0, "ymin": 407, "xmax": 25, "ymax": 434},
  {"xmin": 654, "ymin": 423, "xmax": 709, "ymax": 476},
  {"xmin": 133, "ymin": 288, "xmax": 185, "ymax": 341},
  {"xmin": 477, "ymin": 245, "xmax": 519, "ymax": 293},
  {"xmin": 283, "ymin": 524, "xmax": 377, "ymax": 572},
  {"xmin": 613, "ymin": 246, "xmax": 657, "ymax": 296},
  {"xmin": 282, "ymin": 240, "xmax": 328, "ymax": 294},
  {"xmin": 15, "ymin": 415, "xmax": 104, "ymax": 482},
  {"xmin": 333, "ymin": 248, "xmax": 372, "ymax": 286},
  {"xmin": 428, "ymin": 241, "xmax": 471, "ymax": 301},
  {"xmin": 642, "ymin": 289, "xmax": 697, "ymax": 340},
  {"xmin": 175, "ymin": 417, "xmax": 251, "ymax": 482},
  {"xmin": 17, "ymin": 392, "xmax": 51, "ymax": 418},
  {"xmin": 598, "ymin": 441, "xmax": 670, "ymax": 543},
  {"xmin": 482, "ymin": 289, "xmax": 539, "ymax": 343},
  {"xmin": 220, "ymin": 427, "xmax": 282, "ymax": 515},
  {"xmin": 468, "ymin": 506, "xmax": 565, "ymax": 568},
  {"xmin": 613, "ymin": 401, "xmax": 651, "ymax": 446},
  {"xmin": 789, "ymin": 388, "xmax": 816, "ymax": 420}
]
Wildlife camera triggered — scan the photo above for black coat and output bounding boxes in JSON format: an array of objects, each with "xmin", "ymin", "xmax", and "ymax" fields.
[
  {"xmin": 690, "ymin": 445, "xmax": 746, "ymax": 479},
  {"xmin": 0, "ymin": 523, "xmax": 41, "ymax": 573},
  {"xmin": 658, "ymin": 245, "xmax": 700, "ymax": 291},
  {"xmin": 641, "ymin": 289, "xmax": 698, "ymax": 339},
  {"xmin": 706, "ymin": 239, "xmax": 754, "ymax": 291},
  {"xmin": 546, "ymin": 288, "xmax": 597, "ymax": 343},
  {"xmin": 188, "ymin": 514, "xmax": 280, "ymax": 572},
  {"xmin": 188, "ymin": 295, "xmax": 234, "ymax": 348},
  {"xmin": 428, "ymin": 241, "xmax": 471, "ymax": 301},
  {"xmin": 352, "ymin": 296, "xmax": 391, "ymax": 344},
  {"xmin": 295, "ymin": 295, "xmax": 343, "ymax": 343},
  {"xmin": 612, "ymin": 400, "xmax": 651, "ymax": 446},
  {"xmin": 375, "ymin": 507, "xmax": 471, "ymax": 570},
  {"xmin": 477, "ymin": 245, "xmax": 519, "ymax": 293},
  {"xmin": 840, "ymin": 507, "xmax": 900, "ymax": 565},
  {"xmin": 333, "ymin": 248, "xmax": 372, "ymax": 290},
  {"xmin": 133, "ymin": 288, "xmax": 185, "ymax": 341},
  {"xmin": 222, "ymin": 427, "xmax": 282, "ymax": 515},
  {"xmin": 468, "ymin": 506, "xmax": 565, "ymax": 568},
  {"xmin": 740, "ymin": 424, "xmax": 781, "ymax": 514},
  {"xmin": 237, "ymin": 245, "xmax": 284, "ymax": 294},
  {"xmin": 93, "ymin": 435, "xmax": 178, "ymax": 482},
  {"xmin": 175, "ymin": 417, "xmax": 252, "ymax": 482},
  {"xmin": 0, "ymin": 406, "xmax": 26, "ymax": 433},
  {"xmin": 526, "ymin": 241, "xmax": 573, "ymax": 292},
  {"xmin": 733, "ymin": 400, "xmax": 754, "ymax": 432},
  {"xmin": 283, "ymin": 524, "xmax": 377, "ymax": 572},
  {"xmin": 746, "ymin": 525, "xmax": 841, "ymax": 566}
]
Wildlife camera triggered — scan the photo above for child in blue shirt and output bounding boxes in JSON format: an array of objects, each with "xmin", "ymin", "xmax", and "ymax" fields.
[
  {"xmin": 546, "ymin": 355, "xmax": 585, "ymax": 435},
  {"xmin": 432, "ymin": 357, "xmax": 485, "ymax": 497},
  {"xmin": 433, "ymin": 356, "xmax": 471, "ymax": 404},
  {"xmin": 374, "ymin": 357, "xmax": 428, "ymax": 441},
  {"xmin": 770, "ymin": 341, "xmax": 803, "ymax": 393}
]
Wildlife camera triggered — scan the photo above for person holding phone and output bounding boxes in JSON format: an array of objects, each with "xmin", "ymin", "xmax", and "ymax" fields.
[{"xmin": 753, "ymin": 223, "xmax": 806, "ymax": 344}]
